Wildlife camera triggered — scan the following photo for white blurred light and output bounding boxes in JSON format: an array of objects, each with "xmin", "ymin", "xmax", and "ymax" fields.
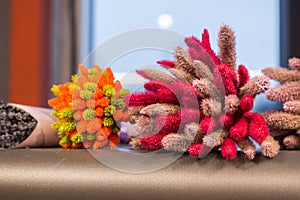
[{"xmin": 157, "ymin": 14, "xmax": 173, "ymax": 29}]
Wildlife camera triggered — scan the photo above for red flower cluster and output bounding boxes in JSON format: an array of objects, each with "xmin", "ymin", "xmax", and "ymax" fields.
[{"xmin": 127, "ymin": 25, "xmax": 279, "ymax": 160}]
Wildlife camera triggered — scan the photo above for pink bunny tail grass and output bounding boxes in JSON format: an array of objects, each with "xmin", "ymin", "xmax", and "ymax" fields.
[
  {"xmin": 136, "ymin": 69, "xmax": 175, "ymax": 83},
  {"xmin": 288, "ymin": 57, "xmax": 300, "ymax": 70},
  {"xmin": 218, "ymin": 25, "xmax": 236, "ymax": 71},
  {"xmin": 225, "ymin": 94, "xmax": 240, "ymax": 115},
  {"xmin": 237, "ymin": 138, "xmax": 256, "ymax": 160},
  {"xmin": 260, "ymin": 136, "xmax": 280, "ymax": 158},
  {"xmin": 283, "ymin": 135, "xmax": 300, "ymax": 149}
]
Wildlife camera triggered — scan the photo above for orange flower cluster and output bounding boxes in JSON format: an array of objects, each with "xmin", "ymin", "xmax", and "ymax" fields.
[
  {"xmin": 48, "ymin": 81, "xmax": 81, "ymax": 148},
  {"xmin": 48, "ymin": 64, "xmax": 130, "ymax": 149}
]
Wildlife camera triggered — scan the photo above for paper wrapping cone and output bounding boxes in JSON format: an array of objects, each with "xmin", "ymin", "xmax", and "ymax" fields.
[{"xmin": 7, "ymin": 103, "xmax": 59, "ymax": 148}]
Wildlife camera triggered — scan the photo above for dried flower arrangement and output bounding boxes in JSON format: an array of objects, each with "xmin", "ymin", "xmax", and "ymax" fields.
[
  {"xmin": 48, "ymin": 64, "xmax": 130, "ymax": 149},
  {"xmin": 0, "ymin": 101, "xmax": 37, "ymax": 148},
  {"xmin": 262, "ymin": 58, "xmax": 300, "ymax": 149},
  {"xmin": 126, "ymin": 25, "xmax": 280, "ymax": 160}
]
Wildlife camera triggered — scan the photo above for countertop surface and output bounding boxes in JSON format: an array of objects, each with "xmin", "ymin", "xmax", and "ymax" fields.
[{"xmin": 0, "ymin": 149, "xmax": 299, "ymax": 200}]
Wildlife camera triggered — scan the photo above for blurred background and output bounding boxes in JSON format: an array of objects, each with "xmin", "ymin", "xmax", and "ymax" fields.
[{"xmin": 0, "ymin": 0, "xmax": 299, "ymax": 107}]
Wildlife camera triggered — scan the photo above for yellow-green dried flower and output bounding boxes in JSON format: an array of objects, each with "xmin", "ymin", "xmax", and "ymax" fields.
[
  {"xmin": 119, "ymin": 89, "xmax": 130, "ymax": 98},
  {"xmin": 50, "ymin": 85, "xmax": 60, "ymax": 97},
  {"xmin": 104, "ymin": 105, "xmax": 116, "ymax": 116},
  {"xmin": 103, "ymin": 117, "xmax": 114, "ymax": 127},
  {"xmin": 103, "ymin": 85, "xmax": 115, "ymax": 97},
  {"xmin": 52, "ymin": 107, "xmax": 73, "ymax": 119},
  {"xmin": 71, "ymin": 133, "xmax": 83, "ymax": 144},
  {"xmin": 85, "ymin": 133, "xmax": 96, "ymax": 141},
  {"xmin": 83, "ymin": 108, "xmax": 96, "ymax": 120},
  {"xmin": 88, "ymin": 67, "xmax": 100, "ymax": 78},
  {"xmin": 51, "ymin": 121, "xmax": 76, "ymax": 133},
  {"xmin": 80, "ymin": 90, "xmax": 94, "ymax": 100},
  {"xmin": 84, "ymin": 82, "xmax": 97, "ymax": 92},
  {"xmin": 59, "ymin": 134, "xmax": 71, "ymax": 146},
  {"xmin": 111, "ymin": 98, "xmax": 126, "ymax": 109},
  {"xmin": 58, "ymin": 122, "xmax": 76, "ymax": 133},
  {"xmin": 112, "ymin": 125, "xmax": 120, "ymax": 134},
  {"xmin": 72, "ymin": 75, "xmax": 78, "ymax": 84}
]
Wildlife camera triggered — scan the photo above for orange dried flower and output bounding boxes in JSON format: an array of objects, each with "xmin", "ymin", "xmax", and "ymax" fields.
[
  {"xmin": 78, "ymin": 75, "xmax": 89, "ymax": 88},
  {"xmin": 76, "ymin": 120, "xmax": 88, "ymax": 133},
  {"xmin": 113, "ymin": 109, "xmax": 123, "ymax": 121},
  {"xmin": 93, "ymin": 140, "xmax": 107, "ymax": 149},
  {"xmin": 109, "ymin": 133, "xmax": 119, "ymax": 149},
  {"xmin": 94, "ymin": 88, "xmax": 104, "ymax": 100},
  {"xmin": 72, "ymin": 99, "xmax": 86, "ymax": 110},
  {"xmin": 71, "ymin": 143, "xmax": 83, "ymax": 149},
  {"xmin": 86, "ymin": 99, "xmax": 96, "ymax": 109},
  {"xmin": 97, "ymin": 118, "xmax": 103, "ymax": 126},
  {"xmin": 73, "ymin": 110, "xmax": 84, "ymax": 121},
  {"xmin": 101, "ymin": 127, "xmax": 112, "ymax": 137},
  {"xmin": 73, "ymin": 89, "xmax": 81, "ymax": 99},
  {"xmin": 61, "ymin": 143, "xmax": 72, "ymax": 149},
  {"xmin": 55, "ymin": 102, "xmax": 70, "ymax": 111},
  {"xmin": 122, "ymin": 111, "xmax": 129, "ymax": 121},
  {"xmin": 79, "ymin": 64, "xmax": 89, "ymax": 78},
  {"xmin": 105, "ymin": 67, "xmax": 115, "ymax": 85},
  {"xmin": 95, "ymin": 107, "xmax": 104, "ymax": 117},
  {"xmin": 95, "ymin": 98, "xmax": 109, "ymax": 108},
  {"xmin": 87, "ymin": 118, "xmax": 101, "ymax": 133},
  {"xmin": 96, "ymin": 131, "xmax": 108, "ymax": 141},
  {"xmin": 48, "ymin": 98, "xmax": 60, "ymax": 107},
  {"xmin": 83, "ymin": 140, "xmax": 93, "ymax": 148}
]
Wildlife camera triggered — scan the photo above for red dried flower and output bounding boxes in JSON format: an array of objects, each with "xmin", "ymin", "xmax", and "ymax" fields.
[
  {"xmin": 156, "ymin": 114, "xmax": 181, "ymax": 134},
  {"xmin": 244, "ymin": 112, "xmax": 269, "ymax": 144},
  {"xmin": 201, "ymin": 29, "xmax": 221, "ymax": 65},
  {"xmin": 124, "ymin": 92, "xmax": 159, "ymax": 107},
  {"xmin": 140, "ymin": 133, "xmax": 166, "ymax": 150},
  {"xmin": 200, "ymin": 117, "xmax": 218, "ymax": 133},
  {"xmin": 214, "ymin": 64, "xmax": 237, "ymax": 95},
  {"xmin": 184, "ymin": 36, "xmax": 202, "ymax": 48},
  {"xmin": 181, "ymin": 96, "xmax": 200, "ymax": 109},
  {"xmin": 144, "ymin": 80, "xmax": 169, "ymax": 92},
  {"xmin": 238, "ymin": 64, "xmax": 250, "ymax": 88},
  {"xmin": 188, "ymin": 143, "xmax": 203, "ymax": 157},
  {"xmin": 218, "ymin": 113, "xmax": 235, "ymax": 128},
  {"xmin": 229, "ymin": 117, "xmax": 249, "ymax": 141},
  {"xmin": 240, "ymin": 94, "xmax": 253, "ymax": 112},
  {"xmin": 156, "ymin": 60, "xmax": 176, "ymax": 68},
  {"xmin": 179, "ymin": 108, "xmax": 203, "ymax": 124},
  {"xmin": 185, "ymin": 36, "xmax": 216, "ymax": 71},
  {"xmin": 188, "ymin": 47, "xmax": 202, "ymax": 61},
  {"xmin": 221, "ymin": 138, "xmax": 237, "ymax": 160}
]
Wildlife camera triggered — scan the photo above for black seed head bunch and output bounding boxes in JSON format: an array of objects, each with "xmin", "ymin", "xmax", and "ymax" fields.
[{"xmin": 0, "ymin": 101, "xmax": 37, "ymax": 148}]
